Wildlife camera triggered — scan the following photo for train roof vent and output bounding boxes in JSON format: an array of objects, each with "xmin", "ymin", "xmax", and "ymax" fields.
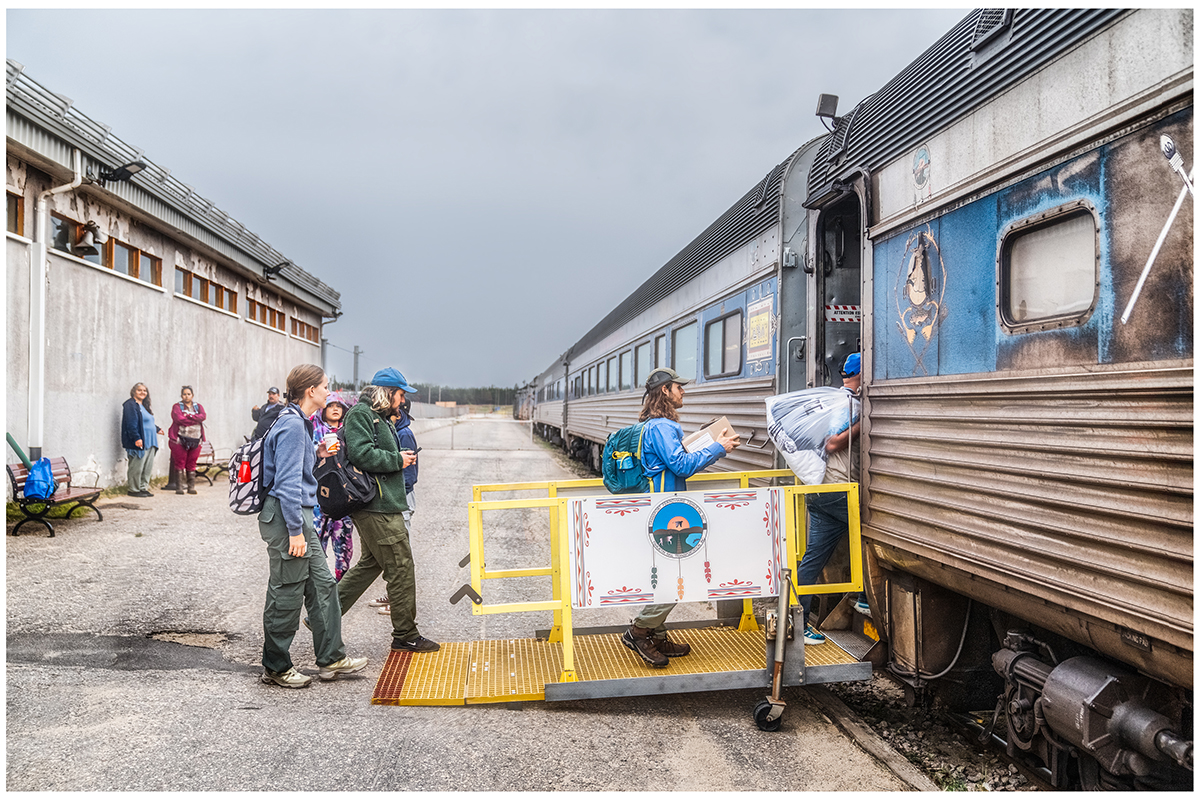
[{"xmin": 971, "ymin": 8, "xmax": 1013, "ymax": 51}]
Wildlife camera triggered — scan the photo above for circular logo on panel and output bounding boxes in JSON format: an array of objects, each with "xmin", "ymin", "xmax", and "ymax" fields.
[{"xmin": 648, "ymin": 497, "xmax": 708, "ymax": 560}]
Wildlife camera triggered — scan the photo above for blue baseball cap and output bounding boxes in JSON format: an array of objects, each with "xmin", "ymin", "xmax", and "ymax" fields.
[
  {"xmin": 841, "ymin": 353, "xmax": 861, "ymax": 377},
  {"xmin": 371, "ymin": 368, "xmax": 417, "ymax": 393}
]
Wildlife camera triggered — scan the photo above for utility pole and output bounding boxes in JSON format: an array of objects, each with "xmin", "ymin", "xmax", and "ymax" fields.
[
  {"xmin": 320, "ymin": 338, "xmax": 328, "ymax": 374},
  {"xmin": 352, "ymin": 346, "xmax": 361, "ymax": 389}
]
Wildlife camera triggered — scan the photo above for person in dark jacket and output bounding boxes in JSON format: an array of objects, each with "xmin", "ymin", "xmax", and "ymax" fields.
[
  {"xmin": 120, "ymin": 383, "xmax": 164, "ymax": 497},
  {"xmin": 258, "ymin": 364, "xmax": 368, "ymax": 688},
  {"xmin": 369, "ymin": 396, "xmax": 421, "ymax": 612},
  {"xmin": 335, "ymin": 368, "xmax": 437, "ymax": 653}
]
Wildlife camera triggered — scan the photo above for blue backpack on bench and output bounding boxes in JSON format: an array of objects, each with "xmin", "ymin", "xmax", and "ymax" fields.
[{"xmin": 25, "ymin": 458, "xmax": 58, "ymax": 501}]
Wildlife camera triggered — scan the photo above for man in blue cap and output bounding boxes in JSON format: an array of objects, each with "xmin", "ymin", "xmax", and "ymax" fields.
[
  {"xmin": 797, "ymin": 352, "xmax": 863, "ymax": 646},
  {"xmin": 334, "ymin": 368, "xmax": 438, "ymax": 652}
]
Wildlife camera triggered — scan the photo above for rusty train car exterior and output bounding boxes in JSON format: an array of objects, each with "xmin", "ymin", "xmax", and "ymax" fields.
[{"xmin": 525, "ymin": 9, "xmax": 1192, "ymax": 788}]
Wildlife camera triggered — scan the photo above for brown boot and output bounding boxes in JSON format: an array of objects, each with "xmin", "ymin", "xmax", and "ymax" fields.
[
  {"xmin": 186, "ymin": 471, "xmax": 197, "ymax": 494},
  {"xmin": 174, "ymin": 468, "xmax": 185, "ymax": 495},
  {"xmin": 655, "ymin": 635, "xmax": 691, "ymax": 658},
  {"xmin": 621, "ymin": 624, "xmax": 669, "ymax": 668}
]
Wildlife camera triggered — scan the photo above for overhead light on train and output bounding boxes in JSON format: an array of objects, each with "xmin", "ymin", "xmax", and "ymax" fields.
[{"xmin": 816, "ymin": 93, "xmax": 841, "ymax": 132}]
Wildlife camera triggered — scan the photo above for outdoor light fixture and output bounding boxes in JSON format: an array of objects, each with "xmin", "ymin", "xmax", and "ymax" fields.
[
  {"xmin": 816, "ymin": 93, "xmax": 840, "ymax": 132},
  {"xmin": 98, "ymin": 159, "xmax": 147, "ymax": 184},
  {"xmin": 263, "ymin": 261, "xmax": 289, "ymax": 281}
]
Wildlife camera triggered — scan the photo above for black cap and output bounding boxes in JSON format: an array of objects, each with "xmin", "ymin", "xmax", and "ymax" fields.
[{"xmin": 267, "ymin": 387, "xmax": 280, "ymax": 395}]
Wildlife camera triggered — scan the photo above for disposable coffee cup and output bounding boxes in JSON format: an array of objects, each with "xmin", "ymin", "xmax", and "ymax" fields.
[{"xmin": 323, "ymin": 433, "xmax": 339, "ymax": 451}]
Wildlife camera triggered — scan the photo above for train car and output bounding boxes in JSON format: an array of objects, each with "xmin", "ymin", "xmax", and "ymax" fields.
[
  {"xmin": 531, "ymin": 136, "xmax": 834, "ymax": 476},
  {"xmin": 804, "ymin": 8, "xmax": 1192, "ymax": 790},
  {"xmin": 525, "ymin": 8, "xmax": 1192, "ymax": 788}
]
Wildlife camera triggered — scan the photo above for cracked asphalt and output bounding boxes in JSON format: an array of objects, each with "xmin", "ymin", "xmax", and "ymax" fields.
[{"xmin": 7, "ymin": 416, "xmax": 911, "ymax": 791}]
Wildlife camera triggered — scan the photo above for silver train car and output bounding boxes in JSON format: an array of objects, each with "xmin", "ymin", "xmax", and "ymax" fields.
[{"xmin": 525, "ymin": 9, "xmax": 1192, "ymax": 788}]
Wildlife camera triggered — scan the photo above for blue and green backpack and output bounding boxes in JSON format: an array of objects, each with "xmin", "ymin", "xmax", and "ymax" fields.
[{"xmin": 602, "ymin": 423, "xmax": 651, "ymax": 494}]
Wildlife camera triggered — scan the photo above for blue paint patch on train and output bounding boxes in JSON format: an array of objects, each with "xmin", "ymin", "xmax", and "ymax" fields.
[
  {"xmin": 696, "ymin": 276, "xmax": 776, "ymax": 384},
  {"xmin": 874, "ymin": 144, "xmax": 1132, "ymax": 379}
]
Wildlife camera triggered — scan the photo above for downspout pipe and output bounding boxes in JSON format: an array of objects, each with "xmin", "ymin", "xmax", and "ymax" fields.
[{"xmin": 29, "ymin": 148, "xmax": 82, "ymax": 461}]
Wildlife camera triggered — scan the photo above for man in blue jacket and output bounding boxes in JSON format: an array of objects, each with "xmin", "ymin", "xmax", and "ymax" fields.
[{"xmin": 622, "ymin": 367, "xmax": 740, "ymax": 668}]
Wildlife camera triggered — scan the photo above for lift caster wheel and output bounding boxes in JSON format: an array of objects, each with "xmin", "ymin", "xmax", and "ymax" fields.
[{"xmin": 753, "ymin": 699, "xmax": 783, "ymax": 732}]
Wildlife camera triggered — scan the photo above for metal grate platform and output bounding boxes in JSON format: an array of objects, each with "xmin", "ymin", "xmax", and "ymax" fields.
[{"xmin": 371, "ymin": 626, "xmax": 866, "ymax": 706}]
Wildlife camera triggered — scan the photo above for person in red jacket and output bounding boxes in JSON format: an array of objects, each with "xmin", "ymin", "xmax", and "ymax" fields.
[{"xmin": 167, "ymin": 386, "xmax": 207, "ymax": 495}]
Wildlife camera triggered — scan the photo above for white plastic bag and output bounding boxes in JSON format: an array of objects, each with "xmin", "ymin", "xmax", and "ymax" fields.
[{"xmin": 765, "ymin": 387, "xmax": 860, "ymax": 484}]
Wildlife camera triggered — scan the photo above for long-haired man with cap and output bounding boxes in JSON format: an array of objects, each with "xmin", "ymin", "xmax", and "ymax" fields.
[
  {"xmin": 335, "ymin": 367, "xmax": 439, "ymax": 653},
  {"xmin": 621, "ymin": 367, "xmax": 740, "ymax": 668},
  {"xmin": 797, "ymin": 352, "xmax": 862, "ymax": 647}
]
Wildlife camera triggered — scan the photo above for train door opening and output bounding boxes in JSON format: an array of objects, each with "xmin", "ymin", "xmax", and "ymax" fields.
[{"xmin": 815, "ymin": 195, "xmax": 862, "ymax": 388}]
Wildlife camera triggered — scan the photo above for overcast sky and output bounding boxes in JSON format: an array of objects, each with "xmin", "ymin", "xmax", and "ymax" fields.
[{"xmin": 7, "ymin": 8, "xmax": 966, "ymax": 388}]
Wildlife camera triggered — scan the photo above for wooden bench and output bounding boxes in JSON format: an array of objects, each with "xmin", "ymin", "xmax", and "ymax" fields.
[
  {"xmin": 193, "ymin": 441, "xmax": 230, "ymax": 486},
  {"xmin": 6, "ymin": 457, "xmax": 102, "ymax": 537}
]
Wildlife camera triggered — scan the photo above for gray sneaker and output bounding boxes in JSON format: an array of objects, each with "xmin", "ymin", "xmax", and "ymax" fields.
[
  {"xmin": 261, "ymin": 667, "xmax": 312, "ymax": 688},
  {"xmin": 318, "ymin": 656, "xmax": 369, "ymax": 681}
]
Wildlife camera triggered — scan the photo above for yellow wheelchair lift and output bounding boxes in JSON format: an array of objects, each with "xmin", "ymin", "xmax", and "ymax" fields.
[{"xmin": 371, "ymin": 469, "xmax": 872, "ymax": 728}]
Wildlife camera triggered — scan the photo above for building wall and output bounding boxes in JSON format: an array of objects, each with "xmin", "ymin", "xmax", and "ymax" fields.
[{"xmin": 6, "ymin": 159, "xmax": 327, "ymax": 491}]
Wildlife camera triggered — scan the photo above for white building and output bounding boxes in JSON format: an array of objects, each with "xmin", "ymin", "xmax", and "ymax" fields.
[{"xmin": 6, "ymin": 59, "xmax": 341, "ymax": 489}]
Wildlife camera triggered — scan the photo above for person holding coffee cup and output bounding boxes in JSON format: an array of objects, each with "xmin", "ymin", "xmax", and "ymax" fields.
[{"xmin": 310, "ymin": 395, "xmax": 354, "ymax": 580}]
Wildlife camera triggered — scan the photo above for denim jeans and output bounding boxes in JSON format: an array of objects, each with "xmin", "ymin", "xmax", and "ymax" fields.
[{"xmin": 797, "ymin": 491, "xmax": 850, "ymax": 626}]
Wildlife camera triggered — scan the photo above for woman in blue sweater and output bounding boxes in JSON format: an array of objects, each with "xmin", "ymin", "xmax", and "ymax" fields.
[
  {"xmin": 120, "ymin": 383, "xmax": 164, "ymax": 497},
  {"xmin": 258, "ymin": 364, "xmax": 368, "ymax": 689}
]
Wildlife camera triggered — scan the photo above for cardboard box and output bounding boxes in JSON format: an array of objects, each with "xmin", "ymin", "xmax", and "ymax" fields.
[{"xmin": 682, "ymin": 416, "xmax": 738, "ymax": 453}]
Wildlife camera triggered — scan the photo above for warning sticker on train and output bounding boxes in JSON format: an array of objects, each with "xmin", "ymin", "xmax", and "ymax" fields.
[{"xmin": 824, "ymin": 305, "xmax": 861, "ymax": 323}]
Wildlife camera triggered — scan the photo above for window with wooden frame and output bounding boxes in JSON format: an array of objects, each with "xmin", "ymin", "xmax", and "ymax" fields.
[
  {"xmin": 49, "ymin": 214, "xmax": 102, "ymax": 265},
  {"xmin": 291, "ymin": 318, "xmax": 319, "ymax": 344},
  {"xmin": 7, "ymin": 191, "xmax": 24, "ymax": 236},
  {"xmin": 248, "ymin": 298, "xmax": 285, "ymax": 330},
  {"xmin": 177, "ymin": 267, "xmax": 236, "ymax": 312},
  {"xmin": 106, "ymin": 238, "xmax": 163, "ymax": 286},
  {"xmin": 704, "ymin": 311, "xmax": 743, "ymax": 379}
]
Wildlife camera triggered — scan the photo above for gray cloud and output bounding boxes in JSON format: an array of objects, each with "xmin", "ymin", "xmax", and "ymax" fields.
[{"xmin": 7, "ymin": 8, "xmax": 966, "ymax": 386}]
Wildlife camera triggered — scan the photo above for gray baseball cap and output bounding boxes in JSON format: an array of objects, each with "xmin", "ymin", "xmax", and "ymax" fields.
[{"xmin": 645, "ymin": 367, "xmax": 691, "ymax": 393}]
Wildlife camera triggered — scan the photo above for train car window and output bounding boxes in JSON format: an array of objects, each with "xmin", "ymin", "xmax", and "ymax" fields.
[
  {"xmin": 588, "ymin": 366, "xmax": 596, "ymax": 396},
  {"xmin": 1000, "ymin": 203, "xmax": 1099, "ymax": 332},
  {"xmin": 704, "ymin": 312, "xmax": 743, "ymax": 378},
  {"xmin": 606, "ymin": 357, "xmax": 616, "ymax": 391},
  {"xmin": 635, "ymin": 342, "xmax": 651, "ymax": 387},
  {"xmin": 672, "ymin": 322, "xmax": 697, "ymax": 381},
  {"xmin": 620, "ymin": 351, "xmax": 632, "ymax": 391},
  {"xmin": 598, "ymin": 361, "xmax": 607, "ymax": 394},
  {"xmin": 654, "ymin": 334, "xmax": 666, "ymax": 369}
]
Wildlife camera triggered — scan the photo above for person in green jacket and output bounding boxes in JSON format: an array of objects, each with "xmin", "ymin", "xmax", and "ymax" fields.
[{"xmin": 335, "ymin": 368, "xmax": 439, "ymax": 653}]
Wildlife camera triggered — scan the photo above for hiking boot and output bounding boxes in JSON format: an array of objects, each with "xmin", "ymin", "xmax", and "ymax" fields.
[
  {"xmin": 803, "ymin": 624, "xmax": 826, "ymax": 646},
  {"xmin": 318, "ymin": 656, "xmax": 369, "ymax": 681},
  {"xmin": 621, "ymin": 624, "xmax": 669, "ymax": 668},
  {"xmin": 391, "ymin": 636, "xmax": 440, "ymax": 652},
  {"xmin": 655, "ymin": 635, "xmax": 691, "ymax": 658},
  {"xmin": 261, "ymin": 667, "xmax": 312, "ymax": 688},
  {"xmin": 367, "ymin": 596, "xmax": 390, "ymax": 607}
]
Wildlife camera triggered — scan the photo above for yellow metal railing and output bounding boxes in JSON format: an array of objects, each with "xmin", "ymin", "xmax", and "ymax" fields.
[{"xmin": 463, "ymin": 470, "xmax": 862, "ymax": 683}]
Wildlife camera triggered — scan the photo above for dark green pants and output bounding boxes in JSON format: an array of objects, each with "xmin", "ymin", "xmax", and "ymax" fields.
[
  {"xmin": 338, "ymin": 511, "xmax": 419, "ymax": 642},
  {"xmin": 259, "ymin": 495, "xmax": 346, "ymax": 673}
]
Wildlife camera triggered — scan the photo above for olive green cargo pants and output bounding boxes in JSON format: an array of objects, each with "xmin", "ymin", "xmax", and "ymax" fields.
[
  {"xmin": 337, "ymin": 511, "xmax": 419, "ymax": 642},
  {"xmin": 258, "ymin": 495, "xmax": 346, "ymax": 674}
]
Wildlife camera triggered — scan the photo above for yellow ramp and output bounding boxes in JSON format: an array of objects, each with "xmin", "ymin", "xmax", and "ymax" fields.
[{"xmin": 372, "ymin": 627, "xmax": 864, "ymax": 706}]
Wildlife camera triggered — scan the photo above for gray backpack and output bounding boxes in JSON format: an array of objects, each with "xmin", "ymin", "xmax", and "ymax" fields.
[{"xmin": 228, "ymin": 406, "xmax": 299, "ymax": 515}]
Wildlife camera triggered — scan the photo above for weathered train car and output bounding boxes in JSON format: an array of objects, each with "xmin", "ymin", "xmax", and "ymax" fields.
[
  {"xmin": 804, "ymin": 8, "xmax": 1192, "ymax": 789},
  {"xmin": 535, "ymin": 136, "xmax": 826, "ymax": 475}
]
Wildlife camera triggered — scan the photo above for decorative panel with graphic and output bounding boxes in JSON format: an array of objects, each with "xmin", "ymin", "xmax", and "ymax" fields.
[{"xmin": 569, "ymin": 489, "xmax": 785, "ymax": 609}]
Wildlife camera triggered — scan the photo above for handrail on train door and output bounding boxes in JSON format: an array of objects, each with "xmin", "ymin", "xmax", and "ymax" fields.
[{"xmin": 460, "ymin": 470, "xmax": 862, "ymax": 684}]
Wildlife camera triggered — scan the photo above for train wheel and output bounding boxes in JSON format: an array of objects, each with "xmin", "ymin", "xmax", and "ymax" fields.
[{"xmin": 753, "ymin": 699, "xmax": 783, "ymax": 732}]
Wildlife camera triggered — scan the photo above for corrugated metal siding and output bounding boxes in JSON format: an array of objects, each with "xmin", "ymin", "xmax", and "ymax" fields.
[
  {"xmin": 864, "ymin": 367, "xmax": 1193, "ymax": 655},
  {"xmin": 5, "ymin": 60, "xmax": 339, "ymax": 312},
  {"xmin": 806, "ymin": 8, "xmax": 1128, "ymax": 205},
  {"xmin": 565, "ymin": 377, "xmax": 779, "ymax": 474},
  {"xmin": 533, "ymin": 400, "xmax": 564, "ymax": 428}
]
